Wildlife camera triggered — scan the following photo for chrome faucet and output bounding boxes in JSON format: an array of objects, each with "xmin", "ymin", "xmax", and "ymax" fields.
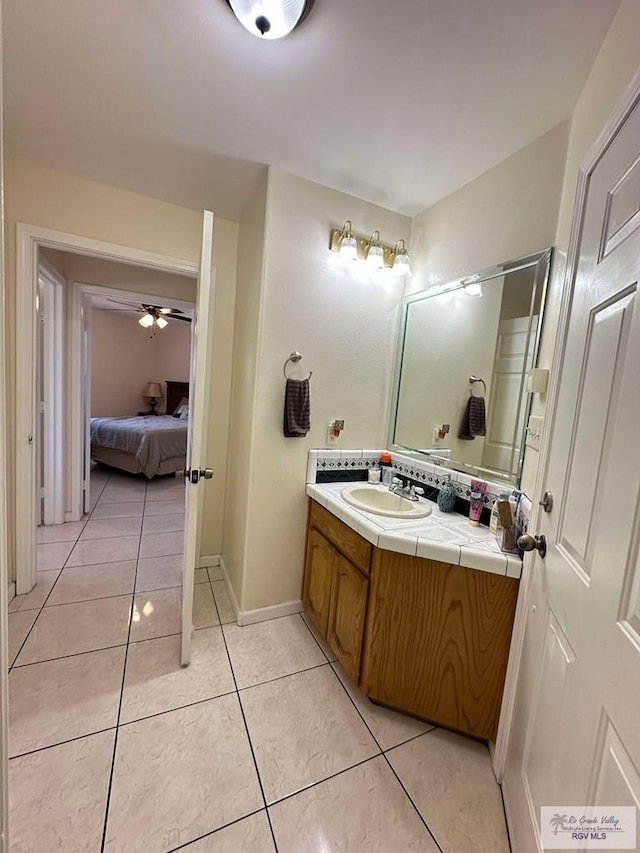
[{"xmin": 389, "ymin": 477, "xmax": 425, "ymax": 502}]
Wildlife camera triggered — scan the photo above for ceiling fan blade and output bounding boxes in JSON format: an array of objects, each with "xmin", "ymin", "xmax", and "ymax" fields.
[
  {"xmin": 104, "ymin": 299, "xmax": 144, "ymax": 310},
  {"xmin": 171, "ymin": 314, "xmax": 192, "ymax": 323}
]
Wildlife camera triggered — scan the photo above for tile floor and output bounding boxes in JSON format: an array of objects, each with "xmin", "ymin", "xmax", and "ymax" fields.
[{"xmin": 7, "ymin": 467, "xmax": 511, "ymax": 852}]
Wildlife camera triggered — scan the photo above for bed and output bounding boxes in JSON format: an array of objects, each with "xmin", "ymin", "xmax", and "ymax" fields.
[{"xmin": 90, "ymin": 380, "xmax": 189, "ymax": 478}]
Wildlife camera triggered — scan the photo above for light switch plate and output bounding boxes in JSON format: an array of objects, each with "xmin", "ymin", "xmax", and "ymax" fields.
[{"xmin": 525, "ymin": 415, "xmax": 544, "ymax": 451}]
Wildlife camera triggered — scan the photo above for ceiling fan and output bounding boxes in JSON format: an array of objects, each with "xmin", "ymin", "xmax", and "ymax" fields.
[{"xmin": 100, "ymin": 299, "xmax": 192, "ymax": 331}]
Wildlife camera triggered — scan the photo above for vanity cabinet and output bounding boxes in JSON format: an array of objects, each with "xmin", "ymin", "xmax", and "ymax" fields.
[
  {"xmin": 302, "ymin": 502, "xmax": 371, "ymax": 682},
  {"xmin": 302, "ymin": 499, "xmax": 519, "ymax": 740}
]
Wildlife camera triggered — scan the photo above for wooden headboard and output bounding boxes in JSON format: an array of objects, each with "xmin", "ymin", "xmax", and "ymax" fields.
[{"xmin": 165, "ymin": 380, "xmax": 190, "ymax": 415}]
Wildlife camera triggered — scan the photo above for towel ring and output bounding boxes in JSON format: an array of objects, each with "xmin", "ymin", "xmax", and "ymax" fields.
[
  {"xmin": 469, "ymin": 375, "xmax": 486, "ymax": 396},
  {"xmin": 283, "ymin": 351, "xmax": 313, "ymax": 381}
]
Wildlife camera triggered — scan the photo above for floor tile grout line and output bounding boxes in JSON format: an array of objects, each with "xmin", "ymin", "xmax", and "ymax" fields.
[
  {"xmin": 266, "ymin": 753, "xmax": 382, "ymax": 810},
  {"xmin": 321, "ymin": 648, "xmax": 445, "ymax": 852},
  {"xmin": 10, "ymin": 641, "xmax": 130, "ymax": 670},
  {"xmin": 216, "ymin": 604, "xmax": 280, "ymax": 853},
  {"xmin": 500, "ymin": 786, "xmax": 514, "ymax": 853},
  {"xmin": 380, "ymin": 752, "xmax": 446, "ymax": 853},
  {"xmin": 99, "ymin": 473, "xmax": 149, "ymax": 853},
  {"xmin": 297, "ymin": 612, "xmax": 332, "ymax": 664},
  {"xmin": 165, "ymin": 808, "xmax": 271, "ymax": 852},
  {"xmin": 117, "ymin": 688, "xmax": 238, "ymax": 730},
  {"xmin": 235, "ymin": 660, "xmax": 332, "ymax": 693},
  {"xmin": 10, "ymin": 491, "xmax": 96, "ymax": 668},
  {"xmin": 9, "ymin": 725, "xmax": 118, "ymax": 762}
]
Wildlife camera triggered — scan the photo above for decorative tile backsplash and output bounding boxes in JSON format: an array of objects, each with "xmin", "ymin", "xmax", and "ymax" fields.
[{"xmin": 307, "ymin": 448, "xmax": 532, "ymax": 532}]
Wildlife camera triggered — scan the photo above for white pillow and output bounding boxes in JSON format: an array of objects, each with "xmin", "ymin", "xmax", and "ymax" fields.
[{"xmin": 173, "ymin": 396, "xmax": 189, "ymax": 417}]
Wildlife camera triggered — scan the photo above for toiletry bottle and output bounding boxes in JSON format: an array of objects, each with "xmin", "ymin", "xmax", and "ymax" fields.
[
  {"xmin": 469, "ymin": 479, "xmax": 487, "ymax": 526},
  {"xmin": 437, "ymin": 474, "xmax": 457, "ymax": 512},
  {"xmin": 379, "ymin": 451, "xmax": 393, "ymax": 486},
  {"xmin": 368, "ymin": 464, "xmax": 381, "ymax": 484},
  {"xmin": 490, "ymin": 491, "xmax": 511, "ymax": 535}
]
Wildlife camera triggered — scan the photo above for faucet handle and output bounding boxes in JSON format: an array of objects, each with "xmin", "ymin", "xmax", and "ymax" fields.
[
  {"xmin": 411, "ymin": 486, "xmax": 424, "ymax": 497},
  {"xmin": 391, "ymin": 476, "xmax": 403, "ymax": 486}
]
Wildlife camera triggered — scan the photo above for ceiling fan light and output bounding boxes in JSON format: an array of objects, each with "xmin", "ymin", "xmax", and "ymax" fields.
[
  {"xmin": 139, "ymin": 313, "xmax": 154, "ymax": 328},
  {"xmin": 159, "ymin": 307, "xmax": 172, "ymax": 315},
  {"xmin": 155, "ymin": 316, "xmax": 169, "ymax": 329},
  {"xmin": 227, "ymin": 0, "xmax": 311, "ymax": 40}
]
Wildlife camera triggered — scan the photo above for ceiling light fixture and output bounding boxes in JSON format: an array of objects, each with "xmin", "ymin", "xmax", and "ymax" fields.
[
  {"xmin": 225, "ymin": 0, "xmax": 315, "ymax": 40},
  {"xmin": 138, "ymin": 313, "xmax": 154, "ymax": 328},
  {"xmin": 155, "ymin": 316, "xmax": 168, "ymax": 330},
  {"xmin": 391, "ymin": 240, "xmax": 412, "ymax": 278}
]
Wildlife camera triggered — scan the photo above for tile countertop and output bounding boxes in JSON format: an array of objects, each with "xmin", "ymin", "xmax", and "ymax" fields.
[{"xmin": 306, "ymin": 483, "xmax": 522, "ymax": 580}]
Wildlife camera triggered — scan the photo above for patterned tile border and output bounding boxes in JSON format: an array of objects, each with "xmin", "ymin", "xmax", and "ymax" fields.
[{"xmin": 306, "ymin": 447, "xmax": 531, "ymax": 518}]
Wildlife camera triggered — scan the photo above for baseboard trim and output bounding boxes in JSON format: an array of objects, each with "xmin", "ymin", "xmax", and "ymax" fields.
[
  {"xmin": 217, "ymin": 558, "xmax": 303, "ymax": 627},
  {"xmin": 238, "ymin": 599, "xmax": 304, "ymax": 627},
  {"xmin": 219, "ymin": 557, "xmax": 240, "ymax": 624},
  {"xmin": 199, "ymin": 554, "xmax": 220, "ymax": 568},
  {"xmin": 8, "ymin": 581, "xmax": 16, "ymax": 603}
]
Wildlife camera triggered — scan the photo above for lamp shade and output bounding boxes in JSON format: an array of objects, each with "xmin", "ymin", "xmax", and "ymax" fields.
[
  {"xmin": 227, "ymin": 0, "xmax": 312, "ymax": 39},
  {"xmin": 144, "ymin": 383, "xmax": 163, "ymax": 399},
  {"xmin": 138, "ymin": 313, "xmax": 154, "ymax": 328},
  {"xmin": 155, "ymin": 316, "xmax": 168, "ymax": 329}
]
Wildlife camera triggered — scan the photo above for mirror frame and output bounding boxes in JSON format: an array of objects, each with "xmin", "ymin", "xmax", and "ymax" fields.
[{"xmin": 388, "ymin": 247, "xmax": 553, "ymax": 487}]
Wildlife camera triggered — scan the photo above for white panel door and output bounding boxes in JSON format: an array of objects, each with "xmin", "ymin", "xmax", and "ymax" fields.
[
  {"xmin": 181, "ymin": 211, "xmax": 215, "ymax": 666},
  {"xmin": 504, "ymin": 97, "xmax": 640, "ymax": 849}
]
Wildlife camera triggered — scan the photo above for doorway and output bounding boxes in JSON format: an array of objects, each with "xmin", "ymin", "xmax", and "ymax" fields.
[{"xmin": 14, "ymin": 225, "xmax": 199, "ymax": 597}]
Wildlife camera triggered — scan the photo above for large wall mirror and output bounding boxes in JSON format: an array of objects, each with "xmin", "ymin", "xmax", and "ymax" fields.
[{"xmin": 390, "ymin": 248, "xmax": 552, "ymax": 485}]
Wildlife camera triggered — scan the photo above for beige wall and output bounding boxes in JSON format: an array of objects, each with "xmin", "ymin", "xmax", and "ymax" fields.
[
  {"xmin": 222, "ymin": 174, "xmax": 268, "ymax": 606},
  {"xmin": 225, "ymin": 168, "xmax": 411, "ymax": 612},
  {"xmin": 408, "ymin": 122, "xmax": 569, "ymax": 496},
  {"xmin": 408, "ymin": 122, "xmax": 569, "ymax": 298},
  {"xmin": 90, "ymin": 310, "xmax": 191, "ymax": 417},
  {"xmin": 43, "ymin": 249, "xmax": 197, "ymax": 304},
  {"xmin": 520, "ymin": 0, "xmax": 640, "ymax": 492},
  {"xmin": 4, "ymin": 159, "xmax": 237, "ymax": 568}
]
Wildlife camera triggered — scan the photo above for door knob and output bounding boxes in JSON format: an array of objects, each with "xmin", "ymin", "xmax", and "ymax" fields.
[
  {"xmin": 517, "ymin": 533, "xmax": 547, "ymax": 559},
  {"xmin": 175, "ymin": 468, "xmax": 214, "ymax": 483}
]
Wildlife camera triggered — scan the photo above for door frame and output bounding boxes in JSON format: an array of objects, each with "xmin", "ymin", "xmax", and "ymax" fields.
[
  {"xmin": 69, "ymin": 282, "xmax": 196, "ymax": 520},
  {"xmin": 494, "ymin": 66, "xmax": 640, "ymax": 781},
  {"xmin": 38, "ymin": 257, "xmax": 66, "ymax": 525},
  {"xmin": 15, "ymin": 224, "xmax": 198, "ymax": 595}
]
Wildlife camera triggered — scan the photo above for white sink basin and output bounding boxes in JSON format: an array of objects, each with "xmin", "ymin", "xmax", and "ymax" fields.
[{"xmin": 341, "ymin": 485, "xmax": 432, "ymax": 519}]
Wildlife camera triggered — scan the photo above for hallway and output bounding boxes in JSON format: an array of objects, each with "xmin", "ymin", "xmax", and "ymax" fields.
[{"xmin": 6, "ymin": 469, "xmax": 510, "ymax": 852}]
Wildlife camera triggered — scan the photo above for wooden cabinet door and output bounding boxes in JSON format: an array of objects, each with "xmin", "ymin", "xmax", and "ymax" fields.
[
  {"xmin": 327, "ymin": 553, "xmax": 369, "ymax": 683},
  {"xmin": 302, "ymin": 528, "xmax": 335, "ymax": 638}
]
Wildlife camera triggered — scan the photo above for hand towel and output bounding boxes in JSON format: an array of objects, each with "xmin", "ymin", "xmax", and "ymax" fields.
[
  {"xmin": 458, "ymin": 396, "xmax": 486, "ymax": 440},
  {"xmin": 283, "ymin": 378, "xmax": 310, "ymax": 437}
]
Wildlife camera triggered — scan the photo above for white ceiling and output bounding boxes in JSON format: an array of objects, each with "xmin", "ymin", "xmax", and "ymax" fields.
[{"xmin": 4, "ymin": 0, "xmax": 620, "ymax": 221}]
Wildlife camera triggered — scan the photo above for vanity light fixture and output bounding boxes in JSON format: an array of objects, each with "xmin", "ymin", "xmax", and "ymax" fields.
[
  {"xmin": 391, "ymin": 240, "xmax": 412, "ymax": 277},
  {"xmin": 365, "ymin": 231, "xmax": 385, "ymax": 271},
  {"xmin": 337, "ymin": 221, "xmax": 358, "ymax": 263},
  {"xmin": 329, "ymin": 223, "xmax": 411, "ymax": 277},
  {"xmin": 225, "ymin": 0, "xmax": 316, "ymax": 39},
  {"xmin": 462, "ymin": 274, "xmax": 482, "ymax": 297}
]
